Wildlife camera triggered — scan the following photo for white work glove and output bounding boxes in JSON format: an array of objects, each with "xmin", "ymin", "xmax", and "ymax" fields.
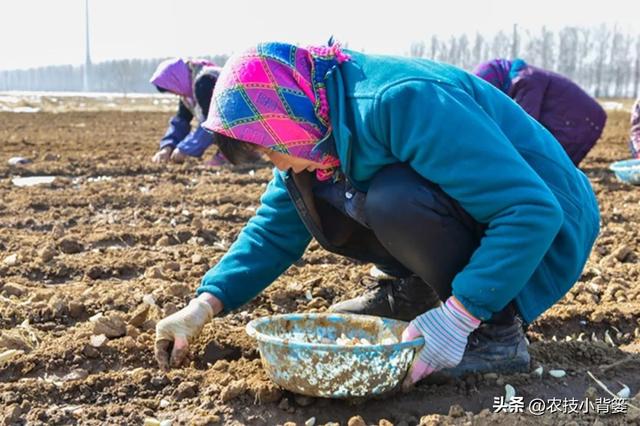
[
  {"xmin": 402, "ymin": 296, "xmax": 480, "ymax": 388},
  {"xmin": 155, "ymin": 298, "xmax": 214, "ymax": 370},
  {"xmin": 152, "ymin": 146, "xmax": 173, "ymax": 163}
]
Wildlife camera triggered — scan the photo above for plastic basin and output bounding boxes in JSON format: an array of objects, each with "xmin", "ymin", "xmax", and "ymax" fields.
[
  {"xmin": 246, "ymin": 313, "xmax": 423, "ymax": 398},
  {"xmin": 609, "ymin": 159, "xmax": 640, "ymax": 185}
]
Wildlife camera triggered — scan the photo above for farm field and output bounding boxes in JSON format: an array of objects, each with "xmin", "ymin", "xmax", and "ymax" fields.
[{"xmin": 1, "ymin": 106, "xmax": 640, "ymax": 425}]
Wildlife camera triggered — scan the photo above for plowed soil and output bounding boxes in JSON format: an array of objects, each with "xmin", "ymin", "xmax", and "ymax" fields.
[{"xmin": 1, "ymin": 107, "xmax": 640, "ymax": 425}]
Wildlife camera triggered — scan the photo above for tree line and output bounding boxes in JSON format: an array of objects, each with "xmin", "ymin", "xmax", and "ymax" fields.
[
  {"xmin": 409, "ymin": 24, "xmax": 640, "ymax": 98},
  {"xmin": 1, "ymin": 24, "xmax": 639, "ymax": 97},
  {"xmin": 0, "ymin": 55, "xmax": 229, "ymax": 94}
]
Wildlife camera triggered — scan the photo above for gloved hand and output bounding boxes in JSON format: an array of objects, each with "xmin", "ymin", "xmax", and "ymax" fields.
[
  {"xmin": 402, "ymin": 296, "xmax": 480, "ymax": 388},
  {"xmin": 155, "ymin": 295, "xmax": 221, "ymax": 370},
  {"xmin": 152, "ymin": 146, "xmax": 173, "ymax": 163},
  {"xmin": 170, "ymin": 148, "xmax": 187, "ymax": 163}
]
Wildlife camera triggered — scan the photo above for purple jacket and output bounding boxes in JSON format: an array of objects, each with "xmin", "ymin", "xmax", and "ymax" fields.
[
  {"xmin": 510, "ymin": 65, "xmax": 607, "ymax": 165},
  {"xmin": 474, "ymin": 59, "xmax": 607, "ymax": 165}
]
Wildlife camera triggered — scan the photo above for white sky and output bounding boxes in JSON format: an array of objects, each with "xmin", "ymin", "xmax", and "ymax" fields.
[{"xmin": 1, "ymin": 0, "xmax": 639, "ymax": 70}]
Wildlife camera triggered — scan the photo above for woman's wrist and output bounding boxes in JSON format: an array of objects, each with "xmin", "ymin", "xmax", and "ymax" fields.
[
  {"xmin": 448, "ymin": 296, "xmax": 480, "ymax": 325},
  {"xmin": 197, "ymin": 292, "xmax": 224, "ymax": 316}
]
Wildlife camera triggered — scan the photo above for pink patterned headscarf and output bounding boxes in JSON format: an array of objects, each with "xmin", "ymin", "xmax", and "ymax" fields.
[
  {"xmin": 472, "ymin": 58, "xmax": 528, "ymax": 94},
  {"xmin": 472, "ymin": 59, "xmax": 513, "ymax": 92},
  {"xmin": 150, "ymin": 58, "xmax": 215, "ymax": 101},
  {"xmin": 202, "ymin": 42, "xmax": 350, "ymax": 179}
]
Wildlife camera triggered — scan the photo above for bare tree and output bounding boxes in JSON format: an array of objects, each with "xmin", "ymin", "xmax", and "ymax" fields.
[
  {"xmin": 447, "ymin": 36, "xmax": 458, "ymax": 65},
  {"xmin": 557, "ymin": 27, "xmax": 579, "ymax": 79},
  {"xmin": 540, "ymin": 26, "xmax": 555, "ymax": 69},
  {"xmin": 618, "ymin": 34, "xmax": 635, "ymax": 97},
  {"xmin": 594, "ymin": 24, "xmax": 612, "ymax": 97},
  {"xmin": 608, "ymin": 26, "xmax": 623, "ymax": 97},
  {"xmin": 576, "ymin": 28, "xmax": 594, "ymax": 92},
  {"xmin": 457, "ymin": 34, "xmax": 471, "ymax": 69},
  {"xmin": 410, "ymin": 41, "xmax": 425, "ymax": 58},
  {"xmin": 490, "ymin": 30, "xmax": 511, "ymax": 58},
  {"xmin": 511, "ymin": 24, "xmax": 520, "ymax": 58},
  {"xmin": 429, "ymin": 35, "xmax": 439, "ymax": 60},
  {"xmin": 472, "ymin": 33, "xmax": 486, "ymax": 66}
]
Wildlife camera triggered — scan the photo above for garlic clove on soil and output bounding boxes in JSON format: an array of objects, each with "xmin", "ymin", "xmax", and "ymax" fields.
[
  {"xmin": 143, "ymin": 294, "xmax": 156, "ymax": 306},
  {"xmin": 549, "ymin": 369, "xmax": 566, "ymax": 378},
  {"xmin": 89, "ymin": 312, "xmax": 103, "ymax": 322},
  {"xmin": 604, "ymin": 330, "xmax": 616, "ymax": 347},
  {"xmin": 505, "ymin": 384, "xmax": 516, "ymax": 403},
  {"xmin": 617, "ymin": 383, "xmax": 631, "ymax": 399},
  {"xmin": 90, "ymin": 334, "xmax": 108, "ymax": 348},
  {"xmin": 0, "ymin": 349, "xmax": 24, "ymax": 364}
]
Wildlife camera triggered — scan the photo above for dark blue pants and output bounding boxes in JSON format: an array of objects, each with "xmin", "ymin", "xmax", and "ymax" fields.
[{"xmin": 357, "ymin": 164, "xmax": 516, "ymax": 323}]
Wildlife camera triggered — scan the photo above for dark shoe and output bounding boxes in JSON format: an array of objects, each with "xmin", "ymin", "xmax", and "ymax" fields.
[
  {"xmin": 328, "ymin": 276, "xmax": 441, "ymax": 321},
  {"xmin": 436, "ymin": 317, "xmax": 530, "ymax": 378}
]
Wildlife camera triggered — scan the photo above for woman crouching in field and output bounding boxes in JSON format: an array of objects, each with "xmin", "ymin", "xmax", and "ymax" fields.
[
  {"xmin": 150, "ymin": 58, "xmax": 227, "ymax": 165},
  {"xmin": 154, "ymin": 42, "xmax": 600, "ymax": 386},
  {"xmin": 472, "ymin": 58, "xmax": 607, "ymax": 166}
]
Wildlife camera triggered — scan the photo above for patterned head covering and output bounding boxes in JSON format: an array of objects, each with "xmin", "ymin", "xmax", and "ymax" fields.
[
  {"xmin": 202, "ymin": 42, "xmax": 350, "ymax": 179},
  {"xmin": 150, "ymin": 58, "xmax": 215, "ymax": 101},
  {"xmin": 472, "ymin": 59, "xmax": 513, "ymax": 93}
]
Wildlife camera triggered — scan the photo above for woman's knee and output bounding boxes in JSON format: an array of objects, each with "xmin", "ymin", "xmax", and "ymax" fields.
[
  {"xmin": 364, "ymin": 165, "xmax": 417, "ymax": 227},
  {"xmin": 365, "ymin": 164, "xmax": 441, "ymax": 231},
  {"xmin": 364, "ymin": 164, "xmax": 480, "ymax": 297}
]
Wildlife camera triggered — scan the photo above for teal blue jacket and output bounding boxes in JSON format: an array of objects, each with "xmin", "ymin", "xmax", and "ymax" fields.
[{"xmin": 198, "ymin": 51, "xmax": 600, "ymax": 323}]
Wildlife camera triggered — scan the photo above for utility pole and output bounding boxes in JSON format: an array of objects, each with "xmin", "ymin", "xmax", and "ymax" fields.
[{"xmin": 83, "ymin": 0, "xmax": 91, "ymax": 91}]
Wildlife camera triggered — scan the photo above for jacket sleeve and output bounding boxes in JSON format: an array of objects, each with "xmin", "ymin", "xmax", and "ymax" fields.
[
  {"xmin": 176, "ymin": 125, "xmax": 215, "ymax": 157},
  {"xmin": 159, "ymin": 101, "xmax": 193, "ymax": 149},
  {"xmin": 197, "ymin": 169, "xmax": 312, "ymax": 312},
  {"xmin": 375, "ymin": 81, "xmax": 563, "ymax": 320},
  {"xmin": 631, "ymin": 99, "xmax": 640, "ymax": 158},
  {"xmin": 508, "ymin": 71, "xmax": 549, "ymax": 121}
]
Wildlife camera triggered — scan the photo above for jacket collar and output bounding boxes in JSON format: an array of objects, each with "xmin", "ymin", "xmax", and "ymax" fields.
[{"xmin": 325, "ymin": 65, "xmax": 354, "ymax": 182}]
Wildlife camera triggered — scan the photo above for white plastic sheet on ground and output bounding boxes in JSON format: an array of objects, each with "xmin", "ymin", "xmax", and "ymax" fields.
[{"xmin": 11, "ymin": 176, "xmax": 56, "ymax": 187}]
